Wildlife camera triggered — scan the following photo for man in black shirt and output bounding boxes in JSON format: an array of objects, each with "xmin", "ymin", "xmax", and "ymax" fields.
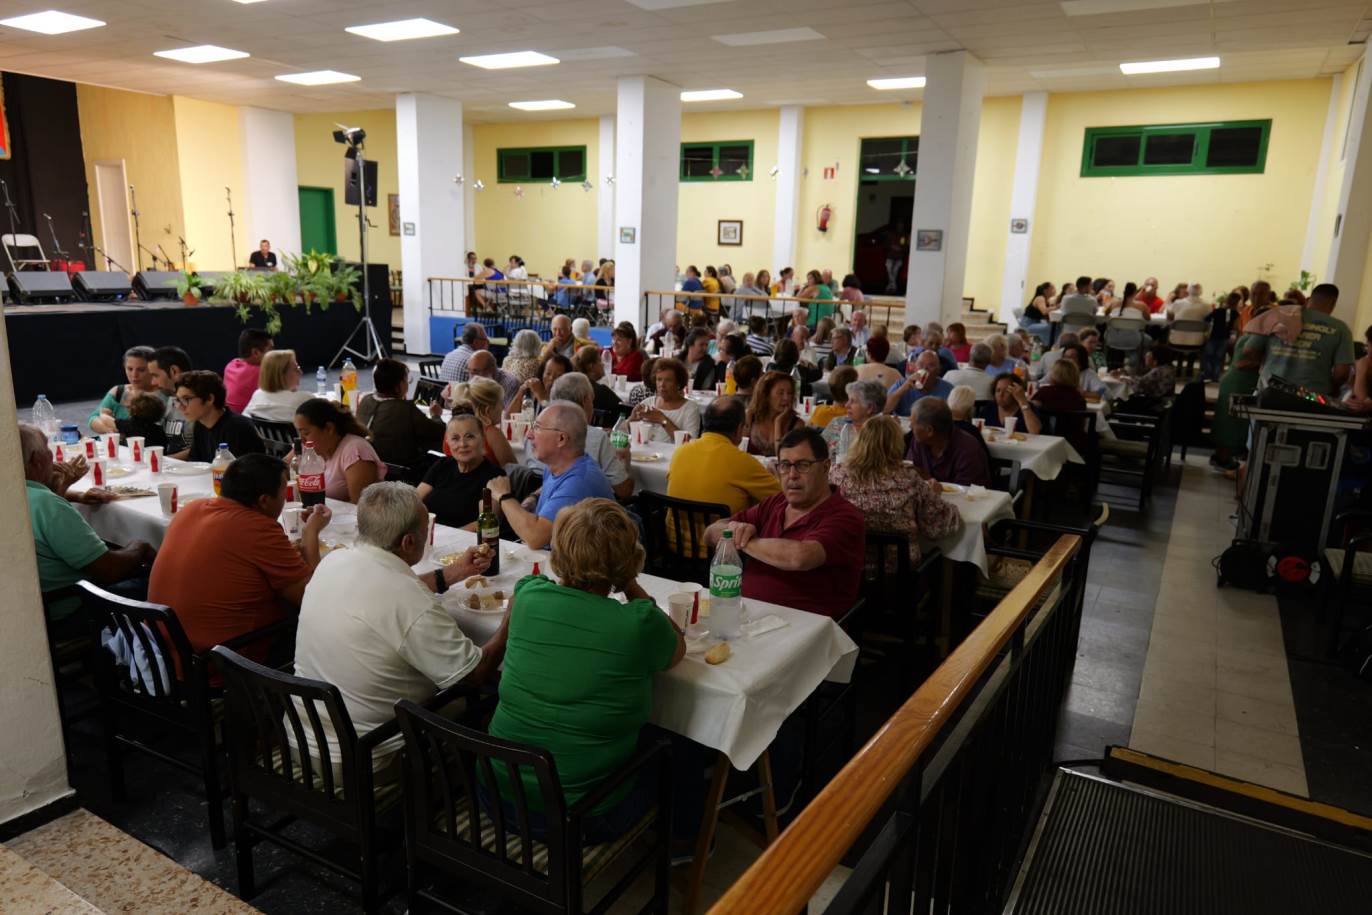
[
  {"xmin": 170, "ymin": 370, "xmax": 266, "ymax": 462},
  {"xmin": 248, "ymin": 239, "xmax": 278, "ymax": 270}
]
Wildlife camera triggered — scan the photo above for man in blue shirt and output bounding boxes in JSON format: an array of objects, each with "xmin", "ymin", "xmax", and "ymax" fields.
[
  {"xmin": 680, "ymin": 265, "xmax": 705, "ymax": 312},
  {"xmin": 485, "ymin": 402, "xmax": 612, "ymax": 550},
  {"xmin": 886, "ymin": 351, "xmax": 954, "ymax": 417}
]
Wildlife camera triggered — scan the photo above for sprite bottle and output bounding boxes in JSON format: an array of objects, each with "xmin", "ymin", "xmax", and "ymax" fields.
[{"xmin": 709, "ymin": 530, "xmax": 744, "ymax": 639}]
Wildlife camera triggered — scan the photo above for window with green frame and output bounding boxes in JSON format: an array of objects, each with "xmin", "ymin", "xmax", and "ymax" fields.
[
  {"xmin": 680, "ymin": 140, "xmax": 754, "ymax": 181},
  {"xmin": 858, "ymin": 136, "xmax": 918, "ymax": 180},
  {"xmin": 497, "ymin": 146, "xmax": 587, "ymax": 183},
  {"xmin": 1080, "ymin": 120, "xmax": 1271, "ymax": 177}
]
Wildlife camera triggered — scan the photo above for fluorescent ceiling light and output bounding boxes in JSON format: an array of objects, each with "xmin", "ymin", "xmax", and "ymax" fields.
[
  {"xmin": 0, "ymin": 10, "xmax": 105, "ymax": 34},
  {"xmin": 867, "ymin": 76, "xmax": 926, "ymax": 90},
  {"xmin": 459, "ymin": 51, "xmax": 558, "ymax": 70},
  {"xmin": 627, "ymin": 0, "xmax": 735, "ymax": 9},
  {"xmin": 1062, "ymin": 0, "xmax": 1237, "ymax": 15},
  {"xmin": 155, "ymin": 45, "xmax": 250, "ymax": 64},
  {"xmin": 509, "ymin": 99, "xmax": 575, "ymax": 111},
  {"xmin": 681, "ymin": 89, "xmax": 742, "ymax": 102},
  {"xmin": 345, "ymin": 18, "xmax": 458, "ymax": 42},
  {"xmin": 233, "ymin": 0, "xmax": 270, "ymax": 4},
  {"xmin": 1120, "ymin": 55, "xmax": 1219, "ymax": 74},
  {"xmin": 712, "ymin": 27, "xmax": 824, "ymax": 47},
  {"xmin": 275, "ymin": 70, "xmax": 361, "ymax": 85}
]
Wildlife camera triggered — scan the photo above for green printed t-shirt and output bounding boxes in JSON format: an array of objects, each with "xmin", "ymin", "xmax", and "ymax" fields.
[{"xmin": 1252, "ymin": 309, "xmax": 1355, "ymax": 395}]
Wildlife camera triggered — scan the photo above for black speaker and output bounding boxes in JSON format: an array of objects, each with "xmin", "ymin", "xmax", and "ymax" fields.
[
  {"xmin": 8, "ymin": 270, "xmax": 75, "ymax": 304},
  {"xmin": 72, "ymin": 270, "xmax": 132, "ymax": 301},
  {"xmin": 133, "ymin": 270, "xmax": 181, "ymax": 301},
  {"xmin": 344, "ymin": 157, "xmax": 378, "ymax": 207}
]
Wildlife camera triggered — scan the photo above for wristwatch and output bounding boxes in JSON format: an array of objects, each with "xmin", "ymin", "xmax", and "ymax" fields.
[
  {"xmin": 499, "ymin": 492, "xmax": 518, "ymax": 504},
  {"xmin": 433, "ymin": 569, "xmax": 448, "ymax": 594}
]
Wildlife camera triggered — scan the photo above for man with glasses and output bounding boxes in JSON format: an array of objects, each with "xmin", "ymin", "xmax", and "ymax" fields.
[
  {"xmin": 486, "ymin": 401, "xmax": 611, "ymax": 550},
  {"xmin": 704, "ymin": 426, "xmax": 863, "ymax": 619},
  {"xmin": 170, "ymin": 370, "xmax": 266, "ymax": 462}
]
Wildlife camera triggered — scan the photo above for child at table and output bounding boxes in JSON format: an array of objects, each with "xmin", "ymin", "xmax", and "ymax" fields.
[{"xmin": 115, "ymin": 392, "xmax": 169, "ymax": 448}]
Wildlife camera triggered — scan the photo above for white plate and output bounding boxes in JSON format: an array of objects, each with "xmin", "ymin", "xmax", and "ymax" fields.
[
  {"xmin": 165, "ymin": 462, "xmax": 211, "ymax": 475},
  {"xmin": 630, "ymin": 451, "xmax": 664, "ymax": 463}
]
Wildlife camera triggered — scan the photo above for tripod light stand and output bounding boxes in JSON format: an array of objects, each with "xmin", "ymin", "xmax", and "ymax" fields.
[{"xmin": 329, "ymin": 124, "xmax": 385, "ymax": 367}]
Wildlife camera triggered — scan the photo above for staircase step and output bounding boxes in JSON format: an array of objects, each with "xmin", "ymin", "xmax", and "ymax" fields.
[
  {"xmin": 0, "ymin": 844, "xmax": 103, "ymax": 913},
  {"xmin": 6, "ymin": 809, "xmax": 259, "ymax": 914}
]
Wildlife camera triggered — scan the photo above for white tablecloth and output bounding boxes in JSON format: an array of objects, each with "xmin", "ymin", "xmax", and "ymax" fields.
[
  {"xmin": 924, "ymin": 487, "xmax": 1015, "ymax": 574},
  {"xmin": 67, "ymin": 448, "xmax": 857, "ymax": 773},
  {"xmin": 982, "ymin": 430, "xmax": 1084, "ymax": 481}
]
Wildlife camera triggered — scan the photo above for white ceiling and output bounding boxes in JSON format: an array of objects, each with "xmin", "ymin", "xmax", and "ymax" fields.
[{"xmin": 0, "ymin": 0, "xmax": 1365, "ymax": 120}]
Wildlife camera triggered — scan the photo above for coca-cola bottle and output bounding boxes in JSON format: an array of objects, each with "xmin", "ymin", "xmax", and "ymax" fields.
[{"xmin": 298, "ymin": 441, "xmax": 326, "ymax": 507}]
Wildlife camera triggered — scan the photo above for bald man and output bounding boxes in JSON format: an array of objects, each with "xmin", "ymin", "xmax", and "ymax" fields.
[{"xmin": 467, "ymin": 349, "xmax": 521, "ymax": 405}]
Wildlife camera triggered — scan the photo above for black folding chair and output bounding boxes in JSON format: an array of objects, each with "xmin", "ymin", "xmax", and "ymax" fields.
[
  {"xmin": 396, "ymin": 700, "xmax": 671, "ymax": 915},
  {"xmin": 1101, "ymin": 399, "xmax": 1174, "ymax": 510},
  {"xmin": 1034, "ymin": 408, "xmax": 1100, "ymax": 507},
  {"xmin": 415, "ymin": 377, "xmax": 447, "ymax": 405},
  {"xmin": 418, "ymin": 357, "xmax": 444, "ymax": 380},
  {"xmin": 636, "ymin": 492, "xmax": 731, "ymax": 587},
  {"xmin": 253, "ymin": 418, "xmax": 297, "ymax": 459}
]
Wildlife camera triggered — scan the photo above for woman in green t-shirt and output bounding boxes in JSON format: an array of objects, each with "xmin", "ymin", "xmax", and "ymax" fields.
[
  {"xmin": 488, "ymin": 498, "xmax": 685, "ymax": 842},
  {"xmin": 799, "ymin": 269, "xmax": 836, "ymax": 328}
]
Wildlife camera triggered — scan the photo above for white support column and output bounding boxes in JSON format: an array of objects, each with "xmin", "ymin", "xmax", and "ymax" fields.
[
  {"xmin": 1327, "ymin": 52, "xmax": 1372, "ymax": 323},
  {"xmin": 999, "ymin": 91, "xmax": 1047, "ymax": 325},
  {"xmin": 1301, "ymin": 74, "xmax": 1342, "ymax": 274},
  {"xmin": 905, "ymin": 50, "xmax": 985, "ymax": 328},
  {"xmin": 463, "ymin": 122, "xmax": 476, "ymax": 254},
  {"xmin": 239, "ymin": 107, "xmax": 301, "ymax": 259},
  {"xmin": 598, "ymin": 115, "xmax": 616, "ymax": 262},
  {"xmin": 396, "ymin": 94, "xmax": 465, "ymax": 355},
  {"xmin": 772, "ymin": 105, "xmax": 804, "ymax": 274},
  {"xmin": 614, "ymin": 76, "xmax": 681, "ymax": 328}
]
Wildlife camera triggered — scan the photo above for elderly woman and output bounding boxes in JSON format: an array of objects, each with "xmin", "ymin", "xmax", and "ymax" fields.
[
  {"xmin": 243, "ymin": 349, "xmax": 313, "ymax": 423},
  {"xmin": 571, "ymin": 317, "xmax": 595, "ymax": 351},
  {"xmin": 977, "ymin": 373, "xmax": 1042, "ymax": 434},
  {"xmin": 450, "ymin": 377, "xmax": 517, "ymax": 468},
  {"xmin": 356, "ymin": 358, "xmax": 445, "ymax": 467},
  {"xmin": 1059, "ymin": 343, "xmax": 1108, "ymax": 400},
  {"xmin": 821, "ymin": 377, "xmax": 886, "ymax": 449},
  {"xmin": 89, "ymin": 345, "xmax": 162, "ymax": 433},
  {"xmin": 609, "ymin": 321, "xmax": 644, "ymax": 381},
  {"xmin": 488, "ymin": 498, "xmax": 684, "ymax": 842},
  {"xmin": 745, "ymin": 371, "xmax": 803, "ymax": 456},
  {"xmin": 830, "ymin": 416, "xmax": 960, "ymax": 563},
  {"xmin": 294, "ymin": 397, "xmax": 387, "ymax": 503},
  {"xmin": 948, "ymin": 384, "xmax": 994, "ymax": 467},
  {"xmin": 1032, "ymin": 358, "xmax": 1088, "ymax": 414},
  {"xmin": 417, "ymin": 411, "xmax": 507, "ymax": 530},
  {"xmin": 630, "ymin": 357, "xmax": 701, "ymax": 443},
  {"xmin": 505, "ymin": 353, "xmax": 572, "ymax": 417},
  {"xmin": 503, "ymin": 328, "xmax": 544, "ymax": 383},
  {"xmin": 811, "ymin": 365, "xmax": 858, "ymax": 429},
  {"xmin": 571, "ymin": 343, "xmax": 623, "ymax": 425}
]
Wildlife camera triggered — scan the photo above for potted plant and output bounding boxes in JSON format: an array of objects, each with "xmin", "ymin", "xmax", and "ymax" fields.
[
  {"xmin": 331, "ymin": 261, "xmax": 363, "ymax": 309},
  {"xmin": 175, "ymin": 270, "xmax": 203, "ymax": 306},
  {"xmin": 207, "ymin": 270, "xmax": 259, "ymax": 305},
  {"xmin": 264, "ymin": 270, "xmax": 298, "ymax": 305}
]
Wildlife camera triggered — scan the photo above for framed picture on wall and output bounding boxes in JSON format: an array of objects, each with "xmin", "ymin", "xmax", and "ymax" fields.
[
  {"xmin": 915, "ymin": 229, "xmax": 942, "ymax": 252},
  {"xmin": 718, "ymin": 219, "xmax": 743, "ymax": 246},
  {"xmin": 388, "ymin": 194, "xmax": 400, "ymax": 236}
]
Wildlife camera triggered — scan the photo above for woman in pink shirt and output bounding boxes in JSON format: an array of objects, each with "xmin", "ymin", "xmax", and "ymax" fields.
[
  {"xmin": 293, "ymin": 398, "xmax": 386, "ymax": 503},
  {"xmin": 223, "ymin": 329, "xmax": 274, "ymax": 414}
]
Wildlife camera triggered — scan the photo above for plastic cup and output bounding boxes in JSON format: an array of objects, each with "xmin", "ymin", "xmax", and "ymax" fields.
[
  {"xmin": 286, "ymin": 478, "xmax": 297, "ymax": 502},
  {"xmin": 630, "ymin": 421, "xmax": 646, "ymax": 445},
  {"xmin": 673, "ymin": 430, "xmax": 692, "ymax": 446},
  {"xmin": 1004, "ymin": 419, "xmax": 1018, "ymax": 436},
  {"xmin": 81, "ymin": 437, "xmax": 97, "ymax": 459},
  {"xmin": 90, "ymin": 457, "xmax": 108, "ymax": 487},
  {"xmin": 716, "ymin": 382, "xmax": 726, "ymax": 395},
  {"xmin": 146, "ymin": 446, "xmax": 164, "ymax": 473},
  {"xmin": 157, "ymin": 482, "xmax": 178, "ymax": 516},
  {"xmin": 51, "ymin": 440, "xmax": 65, "ymax": 463},
  {"xmin": 739, "ymin": 436, "xmax": 750, "ymax": 452},
  {"xmin": 127, "ymin": 436, "xmax": 145, "ymax": 463},
  {"xmin": 282, "ymin": 501, "xmax": 303, "ymax": 536},
  {"xmin": 101, "ymin": 432, "xmax": 121, "ymax": 459},
  {"xmin": 667, "ymin": 592, "xmax": 694, "ymax": 630},
  {"xmin": 971, "ymin": 417, "xmax": 985, "ymax": 431},
  {"xmin": 803, "ymin": 395, "xmax": 814, "ymax": 413},
  {"xmin": 504, "ymin": 418, "xmax": 515, "ymax": 441}
]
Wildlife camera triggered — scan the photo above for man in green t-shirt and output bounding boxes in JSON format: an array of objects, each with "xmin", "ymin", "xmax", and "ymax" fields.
[
  {"xmin": 19, "ymin": 424, "xmax": 155, "ymax": 622},
  {"xmin": 1244, "ymin": 284, "xmax": 1354, "ymax": 396}
]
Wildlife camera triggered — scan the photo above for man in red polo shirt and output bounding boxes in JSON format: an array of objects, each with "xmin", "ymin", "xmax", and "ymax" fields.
[{"xmin": 705, "ymin": 426, "xmax": 864, "ymax": 619}]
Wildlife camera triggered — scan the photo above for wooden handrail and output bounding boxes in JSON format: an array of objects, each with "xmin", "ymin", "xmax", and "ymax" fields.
[{"xmin": 709, "ymin": 534, "xmax": 1082, "ymax": 915}]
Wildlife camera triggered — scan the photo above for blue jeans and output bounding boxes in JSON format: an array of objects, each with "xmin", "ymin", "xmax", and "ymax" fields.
[
  {"xmin": 1019, "ymin": 318, "xmax": 1052, "ymax": 345},
  {"xmin": 1202, "ymin": 337, "xmax": 1228, "ymax": 379}
]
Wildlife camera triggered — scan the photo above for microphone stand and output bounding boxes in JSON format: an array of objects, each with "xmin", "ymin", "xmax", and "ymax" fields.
[
  {"xmin": 225, "ymin": 187, "xmax": 237, "ymax": 269},
  {"xmin": 129, "ymin": 185, "xmax": 143, "ymax": 272},
  {"xmin": 331, "ymin": 141, "xmax": 385, "ymax": 366},
  {"xmin": 178, "ymin": 237, "xmax": 194, "ymax": 272},
  {"xmin": 139, "ymin": 243, "xmax": 163, "ymax": 271},
  {"xmin": 0, "ymin": 179, "xmax": 20, "ymax": 244},
  {"xmin": 43, "ymin": 213, "xmax": 69, "ymax": 262},
  {"xmin": 157, "ymin": 243, "xmax": 173, "ymax": 271},
  {"xmin": 89, "ymin": 242, "xmax": 129, "ymax": 275}
]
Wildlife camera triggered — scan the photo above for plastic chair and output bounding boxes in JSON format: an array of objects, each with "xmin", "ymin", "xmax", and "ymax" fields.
[
  {"xmin": 252, "ymin": 418, "xmax": 296, "ymax": 459},
  {"xmin": 2, "ymin": 232, "xmax": 48, "ymax": 271}
]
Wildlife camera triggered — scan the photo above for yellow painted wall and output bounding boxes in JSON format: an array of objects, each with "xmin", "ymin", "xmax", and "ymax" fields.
[
  {"xmin": 1029, "ymin": 79, "xmax": 1331, "ymax": 297},
  {"xmin": 471, "ymin": 119, "xmax": 600, "ymax": 278},
  {"xmin": 171, "ymin": 97, "xmax": 248, "ymax": 272},
  {"xmin": 678, "ymin": 109, "xmax": 777, "ymax": 277},
  {"xmin": 293, "ymin": 109, "xmax": 400, "ymax": 266},
  {"xmin": 76, "ymin": 84, "xmax": 185, "ymax": 270},
  {"xmin": 795, "ymin": 103, "xmax": 922, "ymax": 278},
  {"xmin": 963, "ymin": 95, "xmax": 1021, "ymax": 311}
]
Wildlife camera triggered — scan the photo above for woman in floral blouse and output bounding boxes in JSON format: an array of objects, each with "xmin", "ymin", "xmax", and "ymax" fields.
[{"xmin": 828, "ymin": 415, "xmax": 960, "ymax": 564}]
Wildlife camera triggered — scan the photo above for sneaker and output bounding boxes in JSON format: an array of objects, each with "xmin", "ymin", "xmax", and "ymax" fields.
[{"xmin": 1209, "ymin": 455, "xmax": 1239, "ymax": 473}]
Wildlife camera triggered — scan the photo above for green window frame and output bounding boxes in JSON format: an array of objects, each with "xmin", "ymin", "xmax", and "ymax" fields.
[
  {"xmin": 680, "ymin": 140, "xmax": 754, "ymax": 182},
  {"xmin": 496, "ymin": 146, "xmax": 587, "ymax": 183},
  {"xmin": 858, "ymin": 136, "xmax": 919, "ymax": 181},
  {"xmin": 1080, "ymin": 119, "xmax": 1272, "ymax": 177}
]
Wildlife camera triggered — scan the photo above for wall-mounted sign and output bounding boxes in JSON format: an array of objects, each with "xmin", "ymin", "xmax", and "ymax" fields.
[
  {"xmin": 619, "ymin": 227, "xmax": 637, "ymax": 244},
  {"xmin": 402, "ymin": 222, "xmax": 415, "ymax": 236},
  {"xmin": 1010, "ymin": 218, "xmax": 1029, "ymax": 234},
  {"xmin": 915, "ymin": 229, "xmax": 943, "ymax": 252}
]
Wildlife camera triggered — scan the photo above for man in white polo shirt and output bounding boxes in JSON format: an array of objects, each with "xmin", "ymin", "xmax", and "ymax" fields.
[{"xmin": 293, "ymin": 482, "xmax": 505, "ymax": 782}]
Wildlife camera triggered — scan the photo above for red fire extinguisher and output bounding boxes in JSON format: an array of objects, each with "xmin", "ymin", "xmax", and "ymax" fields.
[{"xmin": 817, "ymin": 203, "xmax": 832, "ymax": 233}]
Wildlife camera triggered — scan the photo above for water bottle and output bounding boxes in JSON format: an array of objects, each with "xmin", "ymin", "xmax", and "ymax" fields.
[
  {"xmin": 340, "ymin": 358, "xmax": 358, "ymax": 407},
  {"xmin": 709, "ymin": 530, "xmax": 744, "ymax": 639},
  {"xmin": 836, "ymin": 419, "xmax": 856, "ymax": 464},
  {"xmin": 610, "ymin": 408, "xmax": 631, "ymax": 450},
  {"xmin": 298, "ymin": 441, "xmax": 326, "ymax": 507},
  {"xmin": 316, "ymin": 366, "xmax": 327, "ymax": 396},
  {"xmin": 522, "ymin": 391, "xmax": 536, "ymax": 424},
  {"xmin": 31, "ymin": 395, "xmax": 56, "ymax": 436},
  {"xmin": 1030, "ymin": 338, "xmax": 1044, "ymax": 363},
  {"xmin": 601, "ymin": 347, "xmax": 614, "ymax": 379},
  {"xmin": 210, "ymin": 443, "xmax": 236, "ymax": 496}
]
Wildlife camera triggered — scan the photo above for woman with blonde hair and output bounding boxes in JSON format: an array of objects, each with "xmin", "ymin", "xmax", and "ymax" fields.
[
  {"xmin": 744, "ymin": 371, "xmax": 802, "ymax": 456},
  {"xmin": 449, "ymin": 376, "xmax": 517, "ymax": 467},
  {"xmin": 243, "ymin": 349, "xmax": 313, "ymax": 422},
  {"xmin": 829, "ymin": 415, "xmax": 960, "ymax": 564}
]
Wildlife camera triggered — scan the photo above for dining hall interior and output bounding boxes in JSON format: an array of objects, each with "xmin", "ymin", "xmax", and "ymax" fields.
[{"xmin": 7, "ymin": 0, "xmax": 1372, "ymax": 912}]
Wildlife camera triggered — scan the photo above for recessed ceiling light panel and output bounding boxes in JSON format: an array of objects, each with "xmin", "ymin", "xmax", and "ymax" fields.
[
  {"xmin": 681, "ymin": 89, "xmax": 742, "ymax": 102},
  {"xmin": 154, "ymin": 45, "xmax": 250, "ymax": 64},
  {"xmin": 459, "ymin": 51, "xmax": 559, "ymax": 70},
  {"xmin": 712, "ymin": 27, "xmax": 824, "ymax": 47},
  {"xmin": 627, "ymin": 0, "xmax": 735, "ymax": 9},
  {"xmin": 1062, "ymin": 0, "xmax": 1237, "ymax": 15},
  {"xmin": 0, "ymin": 10, "xmax": 105, "ymax": 34},
  {"xmin": 867, "ymin": 76, "xmax": 926, "ymax": 90},
  {"xmin": 1120, "ymin": 55, "xmax": 1219, "ymax": 74},
  {"xmin": 345, "ymin": 18, "xmax": 458, "ymax": 42},
  {"xmin": 275, "ymin": 70, "xmax": 361, "ymax": 85},
  {"xmin": 509, "ymin": 99, "xmax": 576, "ymax": 111}
]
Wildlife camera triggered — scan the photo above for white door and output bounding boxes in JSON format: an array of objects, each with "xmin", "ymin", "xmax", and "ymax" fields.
[{"xmin": 93, "ymin": 160, "xmax": 134, "ymax": 274}]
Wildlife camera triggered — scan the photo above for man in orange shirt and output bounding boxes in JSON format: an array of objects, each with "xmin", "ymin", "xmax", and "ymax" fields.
[{"xmin": 149, "ymin": 453, "xmax": 330, "ymax": 672}]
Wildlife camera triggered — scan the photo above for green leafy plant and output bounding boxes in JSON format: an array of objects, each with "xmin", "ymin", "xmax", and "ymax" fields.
[
  {"xmin": 175, "ymin": 270, "xmax": 203, "ymax": 303},
  {"xmin": 227, "ymin": 251, "xmax": 364, "ymax": 334},
  {"xmin": 1292, "ymin": 269, "xmax": 1316, "ymax": 292},
  {"xmin": 330, "ymin": 261, "xmax": 363, "ymax": 309},
  {"xmin": 264, "ymin": 270, "xmax": 297, "ymax": 304},
  {"xmin": 207, "ymin": 270, "xmax": 264, "ymax": 305}
]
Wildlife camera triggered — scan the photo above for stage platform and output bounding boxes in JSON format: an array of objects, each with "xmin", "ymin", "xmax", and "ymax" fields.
[{"xmin": 4, "ymin": 299, "xmax": 391, "ymax": 404}]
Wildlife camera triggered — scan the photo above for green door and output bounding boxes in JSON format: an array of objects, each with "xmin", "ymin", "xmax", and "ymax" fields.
[{"xmin": 298, "ymin": 186, "xmax": 337, "ymax": 254}]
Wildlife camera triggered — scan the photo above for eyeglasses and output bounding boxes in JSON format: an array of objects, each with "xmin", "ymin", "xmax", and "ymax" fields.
[
  {"xmin": 531, "ymin": 421, "xmax": 563, "ymax": 436},
  {"xmin": 174, "ymin": 394, "xmax": 202, "ymax": 407},
  {"xmin": 776, "ymin": 459, "xmax": 822, "ymax": 475}
]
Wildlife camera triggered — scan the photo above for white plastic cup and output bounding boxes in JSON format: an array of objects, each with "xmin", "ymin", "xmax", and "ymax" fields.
[
  {"xmin": 282, "ymin": 501, "xmax": 303, "ymax": 536},
  {"xmin": 716, "ymin": 382, "xmax": 726, "ymax": 395},
  {"xmin": 513, "ymin": 420, "xmax": 530, "ymax": 443},
  {"xmin": 667, "ymin": 592, "xmax": 694, "ymax": 630},
  {"xmin": 803, "ymin": 395, "xmax": 814, "ymax": 413},
  {"xmin": 146, "ymin": 446, "xmax": 164, "ymax": 474},
  {"xmin": 127, "ymin": 436, "xmax": 145, "ymax": 463},
  {"xmin": 739, "ymin": 436, "xmax": 750, "ymax": 452},
  {"xmin": 630, "ymin": 421, "xmax": 646, "ymax": 445},
  {"xmin": 91, "ymin": 457, "xmax": 108, "ymax": 487},
  {"xmin": 673, "ymin": 430, "xmax": 691, "ymax": 446},
  {"xmin": 504, "ymin": 418, "xmax": 515, "ymax": 441},
  {"xmin": 101, "ymin": 432, "xmax": 121, "ymax": 459},
  {"xmin": 81, "ymin": 437, "xmax": 97, "ymax": 459},
  {"xmin": 157, "ymin": 482, "xmax": 178, "ymax": 516},
  {"xmin": 1004, "ymin": 418, "xmax": 1018, "ymax": 436}
]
